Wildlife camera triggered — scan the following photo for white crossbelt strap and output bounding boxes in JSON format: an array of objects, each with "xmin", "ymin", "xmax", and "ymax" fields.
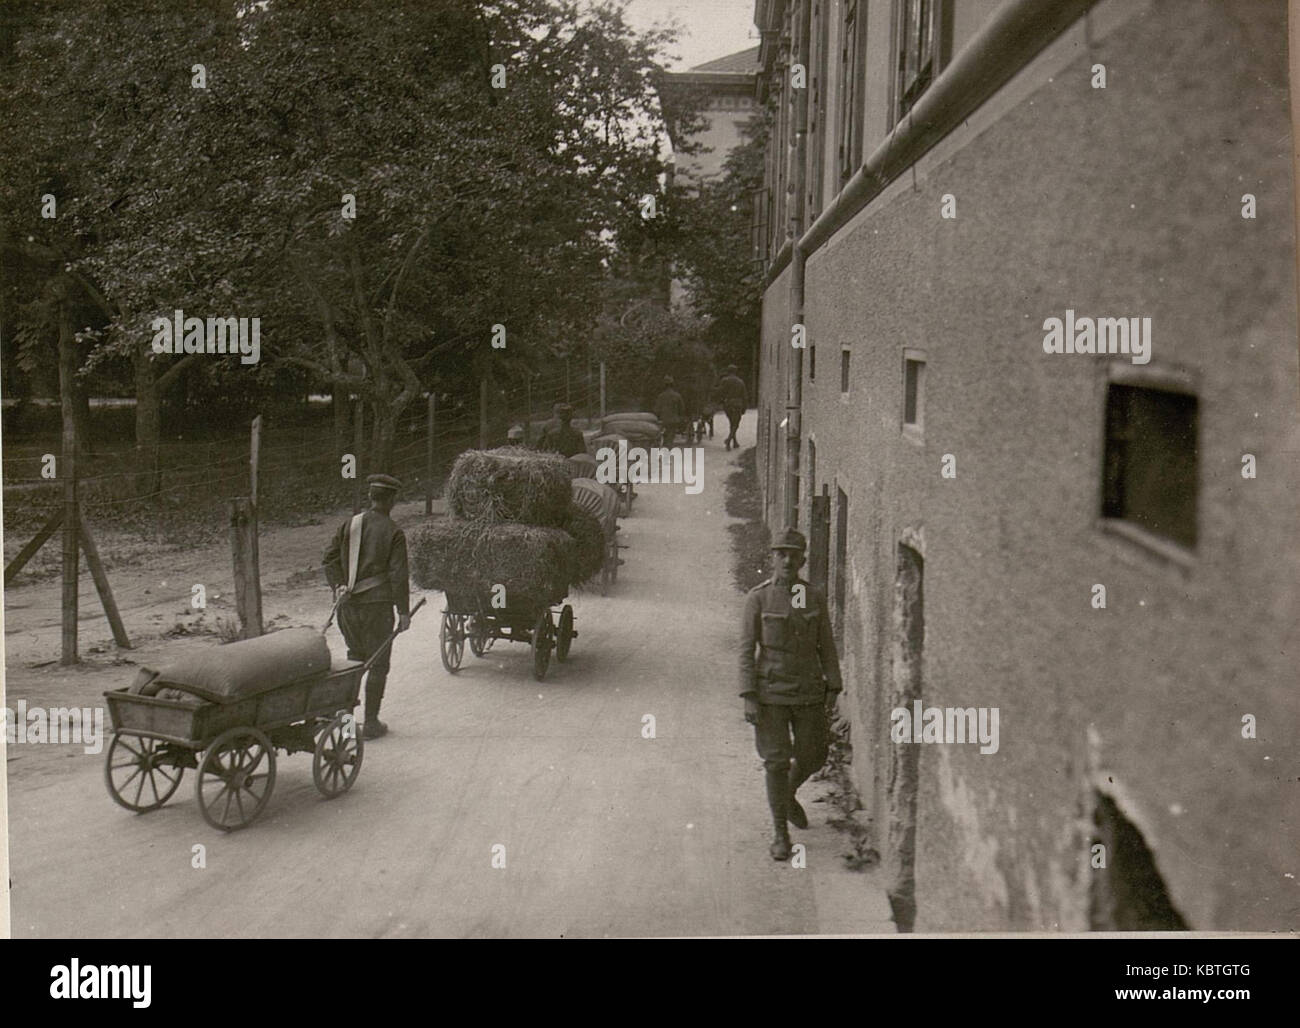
[{"xmin": 346, "ymin": 512, "xmax": 366, "ymax": 591}]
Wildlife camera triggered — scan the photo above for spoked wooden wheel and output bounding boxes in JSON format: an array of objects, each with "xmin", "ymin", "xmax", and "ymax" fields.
[
  {"xmin": 468, "ymin": 614, "xmax": 493, "ymax": 658},
  {"xmin": 104, "ymin": 732, "xmax": 184, "ymax": 812},
  {"xmin": 313, "ymin": 712, "xmax": 364, "ymax": 799},
  {"xmin": 556, "ymin": 604, "xmax": 575, "ymax": 662},
  {"xmin": 196, "ymin": 727, "xmax": 276, "ymax": 832},
  {"xmin": 440, "ymin": 612, "xmax": 466, "ymax": 672},
  {"xmin": 532, "ymin": 610, "xmax": 553, "ymax": 681}
]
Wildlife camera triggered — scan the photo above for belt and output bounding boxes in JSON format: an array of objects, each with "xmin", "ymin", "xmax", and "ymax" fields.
[{"xmin": 348, "ymin": 573, "xmax": 389, "ymax": 597}]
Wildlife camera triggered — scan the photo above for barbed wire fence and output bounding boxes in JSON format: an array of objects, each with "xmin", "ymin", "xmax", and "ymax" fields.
[{"xmin": 1, "ymin": 358, "xmax": 615, "ymax": 661}]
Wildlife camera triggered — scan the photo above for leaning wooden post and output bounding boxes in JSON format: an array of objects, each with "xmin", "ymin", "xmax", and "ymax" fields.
[
  {"xmin": 425, "ymin": 392, "xmax": 435, "ymax": 515},
  {"xmin": 78, "ymin": 512, "xmax": 130, "ymax": 649},
  {"xmin": 229, "ymin": 498, "xmax": 263, "ymax": 639}
]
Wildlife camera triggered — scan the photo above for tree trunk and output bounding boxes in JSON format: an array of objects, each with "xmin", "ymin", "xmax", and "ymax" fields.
[
  {"xmin": 332, "ymin": 381, "xmax": 350, "ymax": 456},
  {"xmin": 371, "ymin": 400, "xmax": 398, "ymax": 472},
  {"xmin": 133, "ymin": 346, "xmax": 162, "ymax": 497}
]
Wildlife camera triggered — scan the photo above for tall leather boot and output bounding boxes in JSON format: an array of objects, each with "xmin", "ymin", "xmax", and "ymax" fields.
[
  {"xmin": 362, "ymin": 672, "xmax": 388, "ymax": 740},
  {"xmin": 787, "ymin": 760, "xmax": 809, "ymax": 829},
  {"xmin": 765, "ymin": 765, "xmax": 793, "ymax": 861}
]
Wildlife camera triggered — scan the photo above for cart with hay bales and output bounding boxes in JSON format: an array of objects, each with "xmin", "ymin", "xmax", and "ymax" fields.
[
  {"xmin": 412, "ymin": 448, "xmax": 609, "ymax": 681},
  {"xmin": 571, "ymin": 477, "xmax": 622, "ymax": 595}
]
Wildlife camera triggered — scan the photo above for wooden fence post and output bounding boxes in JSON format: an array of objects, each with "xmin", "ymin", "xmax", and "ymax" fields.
[
  {"xmin": 479, "ymin": 375, "xmax": 488, "ymax": 450},
  {"xmin": 425, "ymin": 393, "xmax": 436, "ymax": 514},
  {"xmin": 250, "ymin": 414, "xmax": 262, "ymax": 509},
  {"xmin": 229, "ymin": 497, "xmax": 263, "ymax": 639},
  {"xmin": 60, "ymin": 432, "xmax": 78, "ymax": 665}
]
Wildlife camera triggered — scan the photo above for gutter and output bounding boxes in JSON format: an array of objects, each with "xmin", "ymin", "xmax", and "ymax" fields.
[{"xmin": 761, "ymin": 0, "xmax": 1100, "ymax": 290}]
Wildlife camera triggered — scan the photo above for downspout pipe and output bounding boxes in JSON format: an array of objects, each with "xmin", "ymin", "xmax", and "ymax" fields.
[{"xmin": 784, "ymin": 0, "xmax": 810, "ymax": 531}]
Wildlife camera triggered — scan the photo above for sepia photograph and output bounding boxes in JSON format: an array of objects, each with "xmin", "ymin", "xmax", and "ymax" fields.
[{"xmin": 0, "ymin": 0, "xmax": 1297, "ymax": 962}]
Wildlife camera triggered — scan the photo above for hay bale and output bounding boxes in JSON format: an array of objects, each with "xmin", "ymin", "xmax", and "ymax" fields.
[
  {"xmin": 445, "ymin": 446, "xmax": 572, "ymax": 527},
  {"xmin": 409, "ymin": 518, "xmax": 575, "ymax": 608},
  {"xmin": 565, "ymin": 508, "xmax": 606, "ymax": 586}
]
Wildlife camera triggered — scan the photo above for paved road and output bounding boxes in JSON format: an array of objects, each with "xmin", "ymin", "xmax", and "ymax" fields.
[{"xmin": 7, "ymin": 418, "xmax": 893, "ymax": 937}]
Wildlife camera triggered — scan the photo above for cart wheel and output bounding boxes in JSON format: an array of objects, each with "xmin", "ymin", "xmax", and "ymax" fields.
[
  {"xmin": 468, "ymin": 614, "xmax": 492, "ymax": 658},
  {"xmin": 532, "ymin": 610, "xmax": 553, "ymax": 681},
  {"xmin": 104, "ymin": 732, "xmax": 184, "ymax": 813},
  {"xmin": 196, "ymin": 727, "xmax": 276, "ymax": 832},
  {"xmin": 440, "ymin": 612, "xmax": 466, "ymax": 673},
  {"xmin": 556, "ymin": 604, "xmax": 575, "ymax": 662},
  {"xmin": 313, "ymin": 712, "xmax": 364, "ymax": 799}
]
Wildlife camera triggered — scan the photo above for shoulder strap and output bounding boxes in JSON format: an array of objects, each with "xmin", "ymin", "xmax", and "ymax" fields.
[{"xmin": 346, "ymin": 512, "xmax": 366, "ymax": 590}]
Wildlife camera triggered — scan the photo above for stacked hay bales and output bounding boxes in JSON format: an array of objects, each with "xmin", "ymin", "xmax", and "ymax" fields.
[{"xmin": 411, "ymin": 446, "xmax": 608, "ymax": 603}]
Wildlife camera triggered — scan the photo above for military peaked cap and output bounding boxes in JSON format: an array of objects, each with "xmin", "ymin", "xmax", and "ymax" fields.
[
  {"xmin": 770, "ymin": 527, "xmax": 807, "ymax": 552},
  {"xmin": 367, "ymin": 473, "xmax": 403, "ymax": 491}
]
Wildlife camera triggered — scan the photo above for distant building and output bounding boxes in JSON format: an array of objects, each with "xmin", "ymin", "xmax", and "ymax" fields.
[
  {"xmin": 753, "ymin": 0, "xmax": 1299, "ymax": 933},
  {"xmin": 664, "ymin": 46, "xmax": 762, "ymax": 187},
  {"xmin": 662, "ymin": 47, "xmax": 762, "ymax": 310}
]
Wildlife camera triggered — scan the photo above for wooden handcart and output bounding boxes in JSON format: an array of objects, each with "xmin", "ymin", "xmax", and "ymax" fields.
[{"xmin": 102, "ymin": 599, "xmax": 424, "ymax": 831}]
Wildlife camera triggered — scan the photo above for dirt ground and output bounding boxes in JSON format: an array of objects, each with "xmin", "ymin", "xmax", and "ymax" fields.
[{"xmin": 2, "ymin": 416, "xmax": 895, "ymax": 937}]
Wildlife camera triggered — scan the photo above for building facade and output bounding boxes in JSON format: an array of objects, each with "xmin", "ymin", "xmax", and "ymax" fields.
[{"xmin": 753, "ymin": 0, "xmax": 1299, "ymax": 931}]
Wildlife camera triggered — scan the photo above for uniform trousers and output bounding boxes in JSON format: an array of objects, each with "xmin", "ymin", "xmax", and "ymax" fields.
[
  {"xmin": 754, "ymin": 702, "xmax": 829, "ymax": 820},
  {"xmin": 338, "ymin": 600, "xmax": 396, "ymax": 718}
]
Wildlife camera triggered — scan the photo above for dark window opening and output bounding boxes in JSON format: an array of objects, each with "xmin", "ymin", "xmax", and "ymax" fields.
[
  {"xmin": 903, "ymin": 358, "xmax": 923, "ymax": 425},
  {"xmin": 894, "ymin": 0, "xmax": 950, "ymax": 124},
  {"xmin": 1090, "ymin": 792, "xmax": 1190, "ymax": 931},
  {"xmin": 840, "ymin": 350, "xmax": 850, "ymax": 393},
  {"xmin": 839, "ymin": 0, "xmax": 866, "ymax": 183},
  {"xmin": 1101, "ymin": 384, "xmax": 1198, "ymax": 549},
  {"xmin": 834, "ymin": 486, "xmax": 848, "ymax": 638}
]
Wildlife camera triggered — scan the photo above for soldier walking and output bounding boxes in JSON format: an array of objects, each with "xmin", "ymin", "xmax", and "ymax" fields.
[
  {"xmin": 536, "ymin": 402, "xmax": 587, "ymax": 457},
  {"xmin": 653, "ymin": 375, "xmax": 686, "ymax": 446},
  {"xmin": 323, "ymin": 473, "xmax": 412, "ymax": 740},
  {"xmin": 716, "ymin": 364, "xmax": 747, "ymax": 451},
  {"xmin": 739, "ymin": 528, "xmax": 843, "ymax": 860}
]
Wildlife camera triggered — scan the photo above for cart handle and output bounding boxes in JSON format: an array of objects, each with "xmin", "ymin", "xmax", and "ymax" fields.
[{"xmin": 358, "ymin": 597, "xmax": 426, "ymax": 673}]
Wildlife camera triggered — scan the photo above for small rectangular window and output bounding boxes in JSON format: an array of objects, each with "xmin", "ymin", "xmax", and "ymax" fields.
[
  {"xmin": 840, "ymin": 350, "xmax": 850, "ymax": 393},
  {"xmin": 903, "ymin": 360, "xmax": 921, "ymax": 424},
  {"xmin": 1101, "ymin": 384, "xmax": 1198, "ymax": 550},
  {"xmin": 902, "ymin": 351, "xmax": 926, "ymax": 439}
]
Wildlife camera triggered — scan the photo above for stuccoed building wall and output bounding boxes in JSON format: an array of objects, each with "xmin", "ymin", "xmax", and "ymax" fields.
[{"xmin": 759, "ymin": 0, "xmax": 1299, "ymax": 931}]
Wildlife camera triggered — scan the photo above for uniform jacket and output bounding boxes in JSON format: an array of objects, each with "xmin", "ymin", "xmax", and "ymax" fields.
[
  {"xmin": 716, "ymin": 374, "xmax": 747, "ymax": 409},
  {"xmin": 537, "ymin": 424, "xmax": 587, "ymax": 457},
  {"xmin": 323, "ymin": 509, "xmax": 411, "ymax": 614},
  {"xmin": 739, "ymin": 577, "xmax": 842, "ymax": 705},
  {"xmin": 653, "ymin": 387, "xmax": 685, "ymax": 423}
]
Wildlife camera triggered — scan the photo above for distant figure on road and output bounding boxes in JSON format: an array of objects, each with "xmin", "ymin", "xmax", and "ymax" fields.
[
  {"xmin": 716, "ymin": 365, "xmax": 747, "ymax": 451},
  {"xmin": 536, "ymin": 402, "xmax": 587, "ymax": 457},
  {"xmin": 738, "ymin": 528, "xmax": 842, "ymax": 861},
  {"xmin": 653, "ymin": 375, "xmax": 686, "ymax": 446},
  {"xmin": 323, "ymin": 474, "xmax": 411, "ymax": 740}
]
